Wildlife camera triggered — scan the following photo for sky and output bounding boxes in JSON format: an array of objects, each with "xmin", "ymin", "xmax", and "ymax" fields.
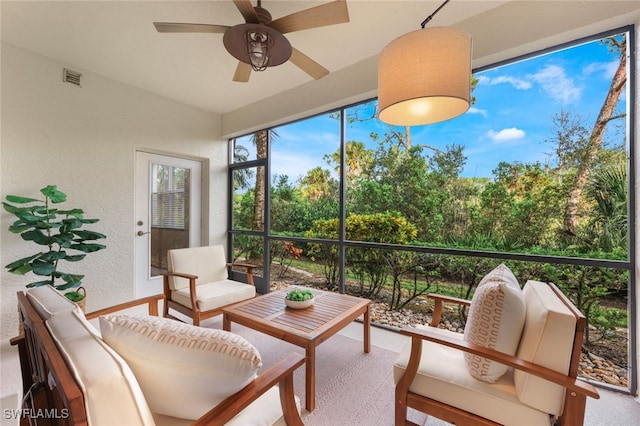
[{"xmin": 256, "ymin": 31, "xmax": 628, "ymax": 183}]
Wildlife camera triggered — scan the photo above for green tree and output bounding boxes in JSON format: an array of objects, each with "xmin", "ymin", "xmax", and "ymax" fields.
[
  {"xmin": 475, "ymin": 162, "xmax": 563, "ymax": 247},
  {"xmin": 562, "ymin": 36, "xmax": 627, "ymax": 236}
]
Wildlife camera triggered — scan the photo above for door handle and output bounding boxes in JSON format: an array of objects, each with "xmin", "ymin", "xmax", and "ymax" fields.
[{"xmin": 137, "ymin": 230, "xmax": 150, "ymax": 236}]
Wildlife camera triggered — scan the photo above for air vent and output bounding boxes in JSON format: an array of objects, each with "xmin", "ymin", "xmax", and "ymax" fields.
[{"xmin": 62, "ymin": 68, "xmax": 82, "ymax": 87}]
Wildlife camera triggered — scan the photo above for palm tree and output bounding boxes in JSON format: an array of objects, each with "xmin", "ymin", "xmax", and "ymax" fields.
[
  {"xmin": 300, "ymin": 167, "xmax": 333, "ymax": 201},
  {"xmin": 586, "ymin": 161, "xmax": 627, "ymax": 251},
  {"xmin": 249, "ymin": 129, "xmax": 279, "ymax": 231}
]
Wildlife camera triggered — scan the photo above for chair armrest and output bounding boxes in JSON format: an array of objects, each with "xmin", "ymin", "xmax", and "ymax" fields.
[
  {"xmin": 163, "ymin": 271, "xmax": 199, "ymax": 280},
  {"xmin": 227, "ymin": 262, "xmax": 256, "ymax": 286},
  {"xmin": 192, "ymin": 352, "xmax": 305, "ymax": 426},
  {"xmin": 85, "ymin": 294, "xmax": 165, "ymax": 320},
  {"xmin": 398, "ymin": 326, "xmax": 599, "ymax": 399},
  {"xmin": 426, "ymin": 293, "xmax": 471, "ymax": 327}
]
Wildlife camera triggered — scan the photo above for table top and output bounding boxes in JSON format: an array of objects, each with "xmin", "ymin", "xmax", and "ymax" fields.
[{"xmin": 222, "ymin": 288, "xmax": 370, "ymax": 340}]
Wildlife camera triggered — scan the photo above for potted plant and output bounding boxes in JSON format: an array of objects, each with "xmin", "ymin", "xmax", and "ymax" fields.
[
  {"xmin": 3, "ymin": 185, "xmax": 106, "ymax": 307},
  {"xmin": 284, "ymin": 288, "xmax": 315, "ymax": 309}
]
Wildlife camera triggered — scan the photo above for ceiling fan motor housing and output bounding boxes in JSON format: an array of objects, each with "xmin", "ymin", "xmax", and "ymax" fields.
[{"xmin": 223, "ymin": 23, "xmax": 292, "ymax": 68}]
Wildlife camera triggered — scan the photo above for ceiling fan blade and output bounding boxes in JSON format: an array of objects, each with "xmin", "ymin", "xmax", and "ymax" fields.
[
  {"xmin": 153, "ymin": 22, "xmax": 230, "ymax": 33},
  {"xmin": 233, "ymin": 0, "xmax": 259, "ymax": 24},
  {"xmin": 268, "ymin": 0, "xmax": 349, "ymax": 34},
  {"xmin": 233, "ymin": 62, "xmax": 252, "ymax": 82},
  {"xmin": 290, "ymin": 48, "xmax": 329, "ymax": 80}
]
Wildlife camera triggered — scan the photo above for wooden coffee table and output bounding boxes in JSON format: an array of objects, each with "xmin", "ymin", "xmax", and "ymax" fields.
[{"xmin": 222, "ymin": 288, "xmax": 371, "ymax": 412}]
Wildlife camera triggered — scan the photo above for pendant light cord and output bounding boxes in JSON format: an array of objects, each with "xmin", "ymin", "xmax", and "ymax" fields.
[{"xmin": 420, "ymin": 0, "xmax": 451, "ymax": 28}]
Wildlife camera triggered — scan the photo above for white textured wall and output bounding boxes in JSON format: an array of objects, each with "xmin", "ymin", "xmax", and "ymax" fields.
[{"xmin": 0, "ymin": 43, "xmax": 226, "ymax": 338}]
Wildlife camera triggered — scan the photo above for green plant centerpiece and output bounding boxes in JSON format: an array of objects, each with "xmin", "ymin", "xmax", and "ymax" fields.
[
  {"xmin": 284, "ymin": 288, "xmax": 315, "ymax": 309},
  {"xmin": 285, "ymin": 288, "xmax": 315, "ymax": 301},
  {"xmin": 3, "ymin": 185, "xmax": 106, "ymax": 303}
]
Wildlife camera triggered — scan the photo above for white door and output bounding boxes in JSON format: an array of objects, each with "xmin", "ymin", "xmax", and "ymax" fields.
[{"xmin": 135, "ymin": 152, "xmax": 202, "ymax": 297}]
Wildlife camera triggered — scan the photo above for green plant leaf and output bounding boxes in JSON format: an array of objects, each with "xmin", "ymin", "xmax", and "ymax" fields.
[
  {"xmin": 8, "ymin": 224, "xmax": 34, "ymax": 233},
  {"xmin": 64, "ymin": 291, "xmax": 84, "ymax": 302},
  {"xmin": 5, "ymin": 253, "xmax": 42, "ymax": 270},
  {"xmin": 21, "ymin": 229, "xmax": 53, "ymax": 246},
  {"xmin": 73, "ymin": 230, "xmax": 107, "ymax": 240},
  {"xmin": 71, "ymin": 243, "xmax": 106, "ymax": 253},
  {"xmin": 39, "ymin": 251, "xmax": 68, "ymax": 261},
  {"xmin": 55, "ymin": 281, "xmax": 82, "ymax": 291},
  {"xmin": 7, "ymin": 264, "xmax": 33, "ymax": 275},
  {"xmin": 61, "ymin": 218, "xmax": 83, "ymax": 232},
  {"xmin": 77, "ymin": 218, "xmax": 99, "ymax": 224},
  {"xmin": 54, "ymin": 272, "xmax": 84, "ymax": 287},
  {"xmin": 32, "ymin": 260, "xmax": 56, "ymax": 276},
  {"xmin": 63, "ymin": 254, "xmax": 87, "ymax": 262},
  {"xmin": 54, "ymin": 233, "xmax": 75, "ymax": 243},
  {"xmin": 5, "ymin": 195, "xmax": 41, "ymax": 204},
  {"xmin": 41, "ymin": 185, "xmax": 67, "ymax": 203},
  {"xmin": 58, "ymin": 208, "xmax": 84, "ymax": 217},
  {"xmin": 36, "ymin": 220, "xmax": 58, "ymax": 229},
  {"xmin": 3, "ymin": 203, "xmax": 26, "ymax": 215}
]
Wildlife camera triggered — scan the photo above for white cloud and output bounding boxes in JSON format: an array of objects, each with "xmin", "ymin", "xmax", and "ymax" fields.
[
  {"xmin": 467, "ymin": 107, "xmax": 488, "ymax": 118},
  {"xmin": 584, "ymin": 60, "xmax": 619, "ymax": 80},
  {"xmin": 477, "ymin": 74, "xmax": 531, "ymax": 90},
  {"xmin": 491, "ymin": 76, "xmax": 532, "ymax": 90},
  {"xmin": 486, "ymin": 128, "xmax": 526, "ymax": 143},
  {"xmin": 529, "ymin": 65, "xmax": 582, "ymax": 104}
]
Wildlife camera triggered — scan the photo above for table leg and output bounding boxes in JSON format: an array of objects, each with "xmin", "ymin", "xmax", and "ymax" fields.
[
  {"xmin": 363, "ymin": 304, "xmax": 371, "ymax": 353},
  {"xmin": 305, "ymin": 344, "xmax": 316, "ymax": 412},
  {"xmin": 222, "ymin": 313, "xmax": 230, "ymax": 331}
]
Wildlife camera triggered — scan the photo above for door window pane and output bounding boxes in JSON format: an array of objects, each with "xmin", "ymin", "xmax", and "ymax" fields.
[{"xmin": 150, "ymin": 163, "xmax": 190, "ymax": 275}]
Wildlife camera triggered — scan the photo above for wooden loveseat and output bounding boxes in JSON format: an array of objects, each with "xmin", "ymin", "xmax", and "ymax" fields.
[{"xmin": 11, "ymin": 285, "xmax": 304, "ymax": 425}]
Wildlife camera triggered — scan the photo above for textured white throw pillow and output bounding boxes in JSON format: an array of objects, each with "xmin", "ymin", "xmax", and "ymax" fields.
[
  {"xmin": 463, "ymin": 264, "xmax": 525, "ymax": 383},
  {"xmin": 100, "ymin": 314, "xmax": 262, "ymax": 420}
]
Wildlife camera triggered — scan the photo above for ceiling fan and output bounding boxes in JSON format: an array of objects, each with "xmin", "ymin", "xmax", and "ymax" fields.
[{"xmin": 153, "ymin": 0, "xmax": 349, "ymax": 83}]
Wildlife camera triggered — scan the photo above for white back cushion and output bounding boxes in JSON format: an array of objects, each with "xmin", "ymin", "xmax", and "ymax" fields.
[
  {"xmin": 46, "ymin": 311, "xmax": 155, "ymax": 425},
  {"xmin": 100, "ymin": 314, "xmax": 262, "ymax": 420},
  {"xmin": 26, "ymin": 285, "xmax": 80, "ymax": 319},
  {"xmin": 463, "ymin": 264, "xmax": 526, "ymax": 383},
  {"xmin": 167, "ymin": 245, "xmax": 228, "ymax": 290},
  {"xmin": 514, "ymin": 281, "xmax": 576, "ymax": 415}
]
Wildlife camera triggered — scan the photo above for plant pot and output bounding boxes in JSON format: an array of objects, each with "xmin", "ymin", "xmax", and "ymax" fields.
[
  {"xmin": 285, "ymin": 298, "xmax": 314, "ymax": 310},
  {"xmin": 66, "ymin": 287, "xmax": 86, "ymax": 312}
]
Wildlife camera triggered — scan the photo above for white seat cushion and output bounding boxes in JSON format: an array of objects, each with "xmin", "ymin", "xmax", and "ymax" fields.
[
  {"xmin": 463, "ymin": 264, "xmax": 526, "ymax": 382},
  {"xmin": 153, "ymin": 387, "xmax": 299, "ymax": 426},
  {"xmin": 171, "ymin": 279, "xmax": 256, "ymax": 311},
  {"xmin": 46, "ymin": 311, "xmax": 155, "ymax": 425},
  {"xmin": 100, "ymin": 314, "xmax": 262, "ymax": 420},
  {"xmin": 514, "ymin": 281, "xmax": 577, "ymax": 415},
  {"xmin": 394, "ymin": 325, "xmax": 552, "ymax": 426}
]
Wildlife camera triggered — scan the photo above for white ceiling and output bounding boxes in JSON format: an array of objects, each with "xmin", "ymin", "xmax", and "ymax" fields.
[{"xmin": 2, "ymin": 1, "xmax": 639, "ymax": 132}]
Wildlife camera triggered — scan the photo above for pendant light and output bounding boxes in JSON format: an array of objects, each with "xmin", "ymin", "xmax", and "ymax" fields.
[{"xmin": 378, "ymin": 0, "xmax": 472, "ymax": 126}]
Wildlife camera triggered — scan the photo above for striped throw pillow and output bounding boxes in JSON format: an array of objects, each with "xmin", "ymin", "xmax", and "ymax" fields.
[{"xmin": 463, "ymin": 264, "xmax": 525, "ymax": 383}]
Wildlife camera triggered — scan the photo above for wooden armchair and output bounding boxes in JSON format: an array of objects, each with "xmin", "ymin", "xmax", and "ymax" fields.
[
  {"xmin": 163, "ymin": 245, "xmax": 257, "ymax": 325},
  {"xmin": 394, "ymin": 280, "xmax": 599, "ymax": 426},
  {"xmin": 12, "ymin": 286, "xmax": 304, "ymax": 425}
]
